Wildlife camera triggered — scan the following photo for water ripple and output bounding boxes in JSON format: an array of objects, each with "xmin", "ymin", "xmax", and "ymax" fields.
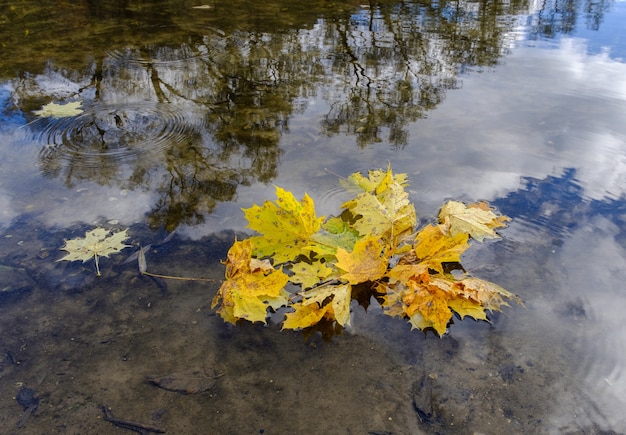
[
  {"xmin": 107, "ymin": 45, "xmax": 210, "ymax": 68},
  {"xmin": 30, "ymin": 103, "xmax": 194, "ymax": 171}
]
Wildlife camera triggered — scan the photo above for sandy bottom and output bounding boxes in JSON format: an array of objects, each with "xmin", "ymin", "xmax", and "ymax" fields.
[{"xmin": 0, "ymin": 228, "xmax": 617, "ymax": 435}]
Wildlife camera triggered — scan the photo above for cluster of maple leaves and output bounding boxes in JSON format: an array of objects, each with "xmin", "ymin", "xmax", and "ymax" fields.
[
  {"xmin": 212, "ymin": 166, "xmax": 521, "ymax": 335},
  {"xmin": 56, "ymin": 166, "xmax": 519, "ymax": 335}
]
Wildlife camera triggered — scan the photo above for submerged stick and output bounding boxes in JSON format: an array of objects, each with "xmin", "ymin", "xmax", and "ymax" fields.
[
  {"xmin": 136, "ymin": 246, "xmax": 220, "ymax": 282},
  {"xmin": 101, "ymin": 406, "xmax": 165, "ymax": 434}
]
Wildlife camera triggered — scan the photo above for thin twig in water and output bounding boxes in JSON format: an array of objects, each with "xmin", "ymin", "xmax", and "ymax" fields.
[{"xmin": 101, "ymin": 406, "xmax": 165, "ymax": 434}]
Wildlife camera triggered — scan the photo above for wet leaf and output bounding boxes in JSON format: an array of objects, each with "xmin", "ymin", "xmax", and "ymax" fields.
[
  {"xmin": 138, "ymin": 246, "xmax": 148, "ymax": 274},
  {"xmin": 244, "ymin": 187, "xmax": 324, "ymax": 263},
  {"xmin": 289, "ymin": 260, "xmax": 336, "ymax": 289},
  {"xmin": 283, "ymin": 301, "xmax": 331, "ymax": 330},
  {"xmin": 211, "ymin": 239, "xmax": 289, "ymax": 324},
  {"xmin": 213, "ymin": 166, "xmax": 521, "ymax": 336},
  {"xmin": 34, "ymin": 101, "xmax": 83, "ymax": 118},
  {"xmin": 341, "ymin": 166, "xmax": 416, "ymax": 245},
  {"xmin": 438, "ymin": 200, "xmax": 510, "ymax": 242},
  {"xmin": 58, "ymin": 228, "xmax": 130, "ymax": 276},
  {"xmin": 413, "ymin": 224, "xmax": 470, "ymax": 274},
  {"xmin": 335, "ymin": 235, "xmax": 387, "ymax": 284}
]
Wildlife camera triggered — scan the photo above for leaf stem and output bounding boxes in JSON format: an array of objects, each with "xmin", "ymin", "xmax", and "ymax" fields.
[
  {"xmin": 141, "ymin": 270, "xmax": 220, "ymax": 283},
  {"xmin": 95, "ymin": 253, "xmax": 102, "ymax": 277}
]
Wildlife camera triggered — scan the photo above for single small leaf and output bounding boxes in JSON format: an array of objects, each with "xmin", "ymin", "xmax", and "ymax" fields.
[
  {"xmin": 138, "ymin": 246, "xmax": 148, "ymax": 274},
  {"xmin": 330, "ymin": 283, "xmax": 352, "ymax": 326},
  {"xmin": 58, "ymin": 228, "xmax": 131, "ymax": 275},
  {"xmin": 146, "ymin": 369, "xmax": 219, "ymax": 394},
  {"xmin": 34, "ymin": 101, "xmax": 83, "ymax": 118}
]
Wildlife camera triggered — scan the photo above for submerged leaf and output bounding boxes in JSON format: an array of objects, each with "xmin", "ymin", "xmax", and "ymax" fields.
[
  {"xmin": 146, "ymin": 369, "xmax": 219, "ymax": 394},
  {"xmin": 138, "ymin": 246, "xmax": 148, "ymax": 274},
  {"xmin": 34, "ymin": 101, "xmax": 83, "ymax": 118},
  {"xmin": 58, "ymin": 228, "xmax": 130, "ymax": 276}
]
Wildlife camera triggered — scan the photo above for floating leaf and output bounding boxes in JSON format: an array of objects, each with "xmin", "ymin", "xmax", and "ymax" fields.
[
  {"xmin": 211, "ymin": 166, "xmax": 521, "ymax": 336},
  {"xmin": 438, "ymin": 200, "xmax": 510, "ymax": 242},
  {"xmin": 289, "ymin": 260, "xmax": 336, "ymax": 289},
  {"xmin": 283, "ymin": 301, "xmax": 331, "ymax": 330},
  {"xmin": 34, "ymin": 101, "xmax": 83, "ymax": 118},
  {"xmin": 243, "ymin": 187, "xmax": 324, "ymax": 263},
  {"xmin": 413, "ymin": 224, "xmax": 470, "ymax": 274},
  {"xmin": 58, "ymin": 228, "xmax": 130, "ymax": 276},
  {"xmin": 334, "ymin": 235, "xmax": 387, "ymax": 284},
  {"xmin": 341, "ymin": 166, "xmax": 416, "ymax": 246},
  {"xmin": 211, "ymin": 239, "xmax": 289, "ymax": 324}
]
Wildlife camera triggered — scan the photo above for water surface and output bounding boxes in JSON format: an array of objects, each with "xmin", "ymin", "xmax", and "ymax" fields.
[{"xmin": 1, "ymin": 0, "xmax": 625, "ymax": 433}]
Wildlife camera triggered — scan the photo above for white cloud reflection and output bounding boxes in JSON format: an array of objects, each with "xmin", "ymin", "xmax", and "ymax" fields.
[
  {"xmin": 2, "ymin": 36, "xmax": 626, "ymax": 235},
  {"xmin": 391, "ymin": 37, "xmax": 626, "ymax": 208}
]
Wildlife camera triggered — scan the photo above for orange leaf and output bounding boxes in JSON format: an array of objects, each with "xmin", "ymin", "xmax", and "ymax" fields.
[
  {"xmin": 413, "ymin": 224, "xmax": 470, "ymax": 274},
  {"xmin": 334, "ymin": 235, "xmax": 388, "ymax": 284}
]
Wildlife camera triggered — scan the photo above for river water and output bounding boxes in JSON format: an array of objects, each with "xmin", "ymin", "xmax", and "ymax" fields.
[{"xmin": 1, "ymin": 1, "xmax": 625, "ymax": 433}]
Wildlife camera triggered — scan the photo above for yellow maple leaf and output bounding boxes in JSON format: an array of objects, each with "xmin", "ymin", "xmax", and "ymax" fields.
[
  {"xmin": 438, "ymin": 200, "xmax": 510, "ymax": 242},
  {"xmin": 385, "ymin": 263, "xmax": 430, "ymax": 285},
  {"xmin": 450, "ymin": 276, "xmax": 523, "ymax": 311},
  {"xmin": 334, "ymin": 235, "xmax": 388, "ymax": 284},
  {"xmin": 340, "ymin": 164, "xmax": 409, "ymax": 195},
  {"xmin": 447, "ymin": 298, "xmax": 488, "ymax": 321},
  {"xmin": 413, "ymin": 224, "xmax": 470, "ymax": 274},
  {"xmin": 212, "ymin": 239, "xmax": 289, "ymax": 324},
  {"xmin": 243, "ymin": 187, "xmax": 324, "ymax": 263},
  {"xmin": 289, "ymin": 260, "xmax": 336, "ymax": 289},
  {"xmin": 340, "ymin": 166, "xmax": 416, "ymax": 245},
  {"xmin": 282, "ymin": 301, "xmax": 331, "ymax": 330},
  {"xmin": 283, "ymin": 283, "xmax": 352, "ymax": 328},
  {"xmin": 329, "ymin": 283, "xmax": 352, "ymax": 326},
  {"xmin": 402, "ymin": 282, "xmax": 453, "ymax": 336},
  {"xmin": 309, "ymin": 216, "xmax": 360, "ymax": 255},
  {"xmin": 58, "ymin": 228, "xmax": 130, "ymax": 276}
]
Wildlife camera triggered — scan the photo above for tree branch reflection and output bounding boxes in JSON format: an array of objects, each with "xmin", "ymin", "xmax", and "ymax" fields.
[{"xmin": 2, "ymin": 0, "xmax": 614, "ymax": 230}]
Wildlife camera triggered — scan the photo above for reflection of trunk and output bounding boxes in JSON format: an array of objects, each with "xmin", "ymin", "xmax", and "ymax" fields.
[
  {"xmin": 93, "ymin": 58, "xmax": 103, "ymax": 100},
  {"xmin": 147, "ymin": 61, "xmax": 170, "ymax": 104}
]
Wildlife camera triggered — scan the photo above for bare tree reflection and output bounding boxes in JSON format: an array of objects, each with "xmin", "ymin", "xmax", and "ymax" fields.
[{"xmin": 2, "ymin": 0, "xmax": 615, "ymax": 230}]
